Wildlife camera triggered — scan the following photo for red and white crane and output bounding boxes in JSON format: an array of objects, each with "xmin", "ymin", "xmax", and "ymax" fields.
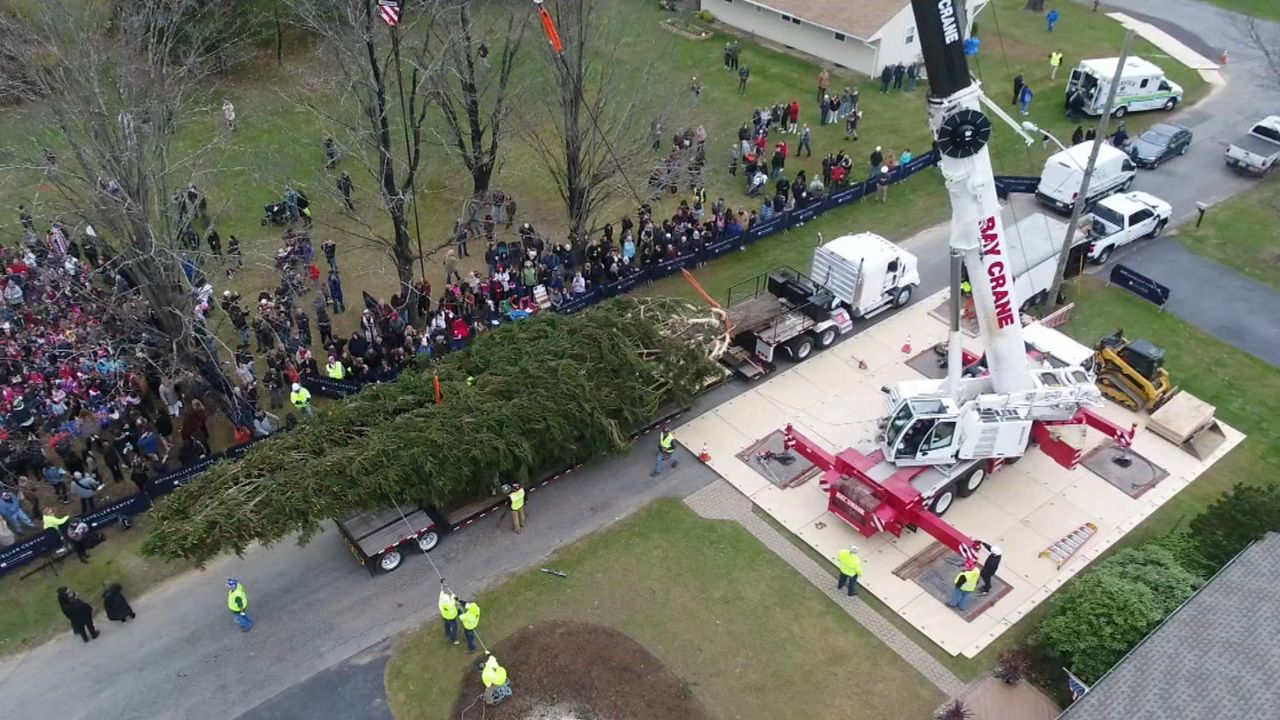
[{"xmin": 782, "ymin": 0, "xmax": 1136, "ymax": 559}]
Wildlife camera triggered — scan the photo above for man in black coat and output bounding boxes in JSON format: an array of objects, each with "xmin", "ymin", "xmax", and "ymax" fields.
[
  {"xmin": 58, "ymin": 587, "xmax": 99, "ymax": 643},
  {"xmin": 103, "ymin": 584, "xmax": 137, "ymax": 622},
  {"xmin": 978, "ymin": 542, "xmax": 1003, "ymax": 594}
]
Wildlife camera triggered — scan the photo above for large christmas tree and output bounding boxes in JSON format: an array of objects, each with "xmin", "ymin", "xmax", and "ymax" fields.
[{"xmin": 142, "ymin": 298, "xmax": 723, "ymax": 563}]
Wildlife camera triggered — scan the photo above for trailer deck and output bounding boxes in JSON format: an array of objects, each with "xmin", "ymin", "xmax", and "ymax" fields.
[{"xmin": 677, "ymin": 289, "xmax": 1243, "ymax": 657}]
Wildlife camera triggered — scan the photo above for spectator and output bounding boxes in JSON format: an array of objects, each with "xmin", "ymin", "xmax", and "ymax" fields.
[
  {"xmin": 816, "ymin": 67, "xmax": 830, "ymax": 105},
  {"xmin": 893, "ymin": 62, "xmax": 906, "ymax": 90},
  {"xmin": 798, "ymin": 125, "xmax": 812, "ymax": 157},
  {"xmin": 71, "ymin": 471, "xmax": 103, "ymax": 515},
  {"xmin": 0, "ymin": 491, "xmax": 36, "ymax": 534},
  {"xmin": 103, "ymin": 583, "xmax": 137, "ymax": 623},
  {"xmin": 880, "ymin": 65, "xmax": 893, "ymax": 93},
  {"xmin": 877, "ymin": 166, "xmax": 891, "ymax": 202},
  {"xmin": 1071, "ymin": 126, "xmax": 1085, "ymax": 145},
  {"xmin": 57, "ymin": 587, "xmax": 99, "ymax": 643},
  {"xmin": 253, "ymin": 410, "xmax": 281, "ymax": 438},
  {"xmin": 737, "ymin": 66, "xmax": 750, "ymax": 95},
  {"xmin": 1111, "ymin": 123, "xmax": 1129, "ymax": 148},
  {"xmin": 1019, "ymin": 84, "xmax": 1034, "ymax": 116},
  {"xmin": 906, "ymin": 62, "xmax": 919, "ymax": 91},
  {"xmin": 870, "ymin": 146, "xmax": 884, "ymax": 175},
  {"xmin": 1046, "ymin": 8, "xmax": 1060, "ymax": 32},
  {"xmin": 1012, "ymin": 73, "xmax": 1024, "ymax": 106}
]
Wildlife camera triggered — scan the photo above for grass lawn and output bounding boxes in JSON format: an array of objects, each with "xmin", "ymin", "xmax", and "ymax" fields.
[
  {"xmin": 0, "ymin": 516, "xmax": 187, "ymax": 657},
  {"xmin": 1175, "ymin": 175, "xmax": 1280, "ymax": 292},
  {"xmin": 1200, "ymin": 0, "xmax": 1280, "ymax": 21},
  {"xmin": 384, "ymin": 500, "xmax": 944, "ymax": 720}
]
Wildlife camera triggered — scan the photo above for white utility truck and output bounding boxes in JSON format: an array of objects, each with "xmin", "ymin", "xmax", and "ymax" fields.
[
  {"xmin": 719, "ymin": 233, "xmax": 919, "ymax": 378},
  {"xmin": 1225, "ymin": 116, "xmax": 1280, "ymax": 176},
  {"xmin": 1036, "ymin": 142, "xmax": 1136, "ymax": 213},
  {"xmin": 1066, "ymin": 57, "xmax": 1183, "ymax": 118},
  {"xmin": 1081, "ymin": 191, "xmax": 1172, "ymax": 264}
]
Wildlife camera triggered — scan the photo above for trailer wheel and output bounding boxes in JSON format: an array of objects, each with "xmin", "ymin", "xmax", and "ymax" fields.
[
  {"xmin": 417, "ymin": 531, "xmax": 440, "ymax": 553},
  {"xmin": 789, "ymin": 336, "xmax": 815, "ymax": 361},
  {"xmin": 892, "ymin": 285, "xmax": 913, "ymax": 308},
  {"xmin": 956, "ymin": 467, "xmax": 987, "ymax": 498},
  {"xmin": 816, "ymin": 327, "xmax": 838, "ymax": 349},
  {"xmin": 377, "ymin": 550, "xmax": 404, "ymax": 573},
  {"xmin": 929, "ymin": 486, "xmax": 956, "ymax": 516}
]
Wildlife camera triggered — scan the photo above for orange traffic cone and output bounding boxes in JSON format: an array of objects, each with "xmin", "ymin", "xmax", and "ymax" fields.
[
  {"xmin": 698, "ymin": 443, "xmax": 711, "ymax": 462},
  {"xmin": 901, "ymin": 335, "xmax": 912, "ymax": 355}
]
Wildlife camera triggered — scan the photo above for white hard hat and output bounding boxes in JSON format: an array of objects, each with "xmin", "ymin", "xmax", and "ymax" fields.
[
  {"xmin": 875, "ymin": 145, "xmax": 882, "ymax": 151},
  {"xmin": 291, "ymin": 382, "xmax": 301, "ymax": 391},
  {"xmin": 990, "ymin": 545, "xmax": 1002, "ymax": 556},
  {"xmin": 849, "ymin": 544, "xmax": 859, "ymax": 553}
]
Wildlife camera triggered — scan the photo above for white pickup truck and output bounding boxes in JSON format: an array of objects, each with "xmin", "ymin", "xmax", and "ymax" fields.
[
  {"xmin": 1225, "ymin": 116, "xmax": 1280, "ymax": 176},
  {"xmin": 1082, "ymin": 191, "xmax": 1173, "ymax": 264}
]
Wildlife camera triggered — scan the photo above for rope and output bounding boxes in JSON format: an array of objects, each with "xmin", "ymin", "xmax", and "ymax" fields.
[
  {"xmin": 987, "ymin": 0, "xmax": 1012, "ymax": 72},
  {"xmin": 389, "ymin": 498, "xmax": 496, "ymax": 656}
]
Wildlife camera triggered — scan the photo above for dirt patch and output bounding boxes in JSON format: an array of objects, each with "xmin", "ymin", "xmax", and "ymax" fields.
[{"xmin": 451, "ymin": 622, "xmax": 708, "ymax": 720}]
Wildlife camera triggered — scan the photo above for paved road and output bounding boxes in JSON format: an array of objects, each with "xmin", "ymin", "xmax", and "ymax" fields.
[{"xmin": 3, "ymin": 5, "xmax": 1278, "ymax": 720}]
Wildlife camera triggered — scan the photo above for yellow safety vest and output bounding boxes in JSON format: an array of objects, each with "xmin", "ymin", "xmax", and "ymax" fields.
[
  {"xmin": 439, "ymin": 590, "xmax": 459, "ymax": 620},
  {"xmin": 228, "ymin": 585, "xmax": 248, "ymax": 613},
  {"xmin": 327, "ymin": 362, "xmax": 346, "ymax": 380},
  {"xmin": 955, "ymin": 569, "xmax": 980, "ymax": 592},
  {"xmin": 659, "ymin": 431, "xmax": 675, "ymax": 453},
  {"xmin": 44, "ymin": 513, "xmax": 70, "ymax": 530},
  {"xmin": 509, "ymin": 488, "xmax": 525, "ymax": 511},
  {"xmin": 290, "ymin": 387, "xmax": 311, "ymax": 408},
  {"xmin": 1050, "ymin": 52, "xmax": 1063, "ymax": 67},
  {"xmin": 482, "ymin": 656, "xmax": 508, "ymax": 688},
  {"xmin": 836, "ymin": 549, "xmax": 863, "ymax": 577},
  {"xmin": 461, "ymin": 602, "xmax": 480, "ymax": 631}
]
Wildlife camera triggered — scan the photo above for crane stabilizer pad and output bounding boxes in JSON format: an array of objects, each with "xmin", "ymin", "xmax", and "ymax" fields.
[
  {"xmin": 1080, "ymin": 442, "xmax": 1169, "ymax": 498},
  {"xmin": 893, "ymin": 542, "xmax": 1012, "ymax": 623},
  {"xmin": 904, "ymin": 346, "xmax": 949, "ymax": 380},
  {"xmin": 736, "ymin": 430, "xmax": 818, "ymax": 489}
]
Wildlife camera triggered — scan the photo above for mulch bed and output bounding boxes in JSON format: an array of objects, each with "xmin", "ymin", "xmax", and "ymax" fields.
[{"xmin": 451, "ymin": 621, "xmax": 708, "ymax": 720}]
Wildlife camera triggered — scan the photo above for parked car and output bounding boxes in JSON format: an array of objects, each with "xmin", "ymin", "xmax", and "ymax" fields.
[{"xmin": 1126, "ymin": 123, "xmax": 1193, "ymax": 169}]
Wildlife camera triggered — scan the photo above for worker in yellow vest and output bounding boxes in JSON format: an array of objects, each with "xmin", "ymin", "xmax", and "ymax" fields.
[
  {"xmin": 650, "ymin": 424, "xmax": 679, "ymax": 476},
  {"xmin": 326, "ymin": 356, "xmax": 346, "ymax": 380},
  {"xmin": 481, "ymin": 652, "xmax": 512, "ymax": 704},
  {"xmin": 290, "ymin": 382, "xmax": 314, "ymax": 417},
  {"xmin": 460, "ymin": 600, "xmax": 481, "ymax": 653},
  {"xmin": 947, "ymin": 559, "xmax": 981, "ymax": 611},
  {"xmin": 507, "ymin": 483, "xmax": 526, "ymax": 533},
  {"xmin": 439, "ymin": 580, "xmax": 460, "ymax": 646},
  {"xmin": 1049, "ymin": 49, "xmax": 1064, "ymax": 80},
  {"xmin": 227, "ymin": 578, "xmax": 253, "ymax": 631},
  {"xmin": 42, "ymin": 508, "xmax": 70, "ymax": 531},
  {"xmin": 835, "ymin": 544, "xmax": 863, "ymax": 597}
]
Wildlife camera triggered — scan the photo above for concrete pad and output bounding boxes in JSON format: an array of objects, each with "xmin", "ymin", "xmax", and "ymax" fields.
[
  {"xmin": 1107, "ymin": 12, "xmax": 1220, "ymax": 70},
  {"xmin": 680, "ymin": 289, "xmax": 1243, "ymax": 657}
]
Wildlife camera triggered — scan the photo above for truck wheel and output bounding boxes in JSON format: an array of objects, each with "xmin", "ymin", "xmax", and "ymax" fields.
[
  {"xmin": 1112, "ymin": 105, "xmax": 1128, "ymax": 119},
  {"xmin": 1094, "ymin": 246, "xmax": 1113, "ymax": 264},
  {"xmin": 417, "ymin": 531, "xmax": 440, "ymax": 553},
  {"xmin": 378, "ymin": 549, "xmax": 404, "ymax": 573},
  {"xmin": 789, "ymin": 336, "xmax": 814, "ymax": 362},
  {"xmin": 892, "ymin": 285, "xmax": 913, "ymax": 308},
  {"xmin": 1162, "ymin": 97, "xmax": 1177, "ymax": 112},
  {"xmin": 955, "ymin": 467, "xmax": 987, "ymax": 498},
  {"xmin": 1147, "ymin": 219, "xmax": 1167, "ymax": 239},
  {"xmin": 930, "ymin": 486, "xmax": 956, "ymax": 516},
  {"xmin": 816, "ymin": 327, "xmax": 838, "ymax": 349}
]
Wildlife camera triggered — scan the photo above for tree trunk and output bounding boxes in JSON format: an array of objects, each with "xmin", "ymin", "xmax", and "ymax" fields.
[{"xmin": 275, "ymin": 1, "xmax": 284, "ymax": 67}]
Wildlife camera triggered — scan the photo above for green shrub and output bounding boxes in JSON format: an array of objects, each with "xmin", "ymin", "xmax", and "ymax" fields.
[
  {"xmin": 1033, "ymin": 545, "xmax": 1202, "ymax": 682},
  {"xmin": 697, "ymin": 10, "xmax": 715, "ymax": 23},
  {"xmin": 1189, "ymin": 482, "xmax": 1280, "ymax": 569}
]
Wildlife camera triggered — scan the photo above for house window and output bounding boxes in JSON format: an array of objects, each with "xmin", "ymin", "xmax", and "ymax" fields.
[
  {"xmin": 834, "ymin": 32, "xmax": 846, "ymax": 42},
  {"xmin": 906, "ymin": 25, "xmax": 916, "ymax": 44}
]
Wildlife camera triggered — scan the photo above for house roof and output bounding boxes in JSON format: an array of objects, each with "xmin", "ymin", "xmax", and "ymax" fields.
[
  {"xmin": 745, "ymin": 0, "xmax": 910, "ymax": 41},
  {"xmin": 1060, "ymin": 532, "xmax": 1280, "ymax": 719}
]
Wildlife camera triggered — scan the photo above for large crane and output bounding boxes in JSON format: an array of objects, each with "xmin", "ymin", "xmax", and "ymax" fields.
[{"xmin": 875, "ymin": 0, "xmax": 1103, "ymax": 468}]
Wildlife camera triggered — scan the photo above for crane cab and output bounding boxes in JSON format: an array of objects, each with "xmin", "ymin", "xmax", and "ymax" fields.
[{"xmin": 880, "ymin": 396, "xmax": 1035, "ymax": 466}]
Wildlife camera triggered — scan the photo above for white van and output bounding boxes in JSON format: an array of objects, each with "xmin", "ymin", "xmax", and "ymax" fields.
[
  {"xmin": 1035, "ymin": 142, "xmax": 1136, "ymax": 214},
  {"xmin": 1066, "ymin": 57, "xmax": 1183, "ymax": 118}
]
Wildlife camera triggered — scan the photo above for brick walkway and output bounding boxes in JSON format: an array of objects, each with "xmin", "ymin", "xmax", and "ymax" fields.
[{"xmin": 685, "ymin": 479, "xmax": 968, "ymax": 698}]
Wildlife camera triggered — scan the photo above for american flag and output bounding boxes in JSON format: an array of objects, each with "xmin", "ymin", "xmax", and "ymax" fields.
[
  {"xmin": 377, "ymin": 0, "xmax": 401, "ymax": 27},
  {"xmin": 1064, "ymin": 668, "xmax": 1091, "ymax": 700}
]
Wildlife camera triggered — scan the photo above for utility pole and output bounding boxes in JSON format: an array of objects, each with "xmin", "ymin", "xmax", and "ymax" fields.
[{"xmin": 1048, "ymin": 30, "xmax": 1132, "ymax": 306}]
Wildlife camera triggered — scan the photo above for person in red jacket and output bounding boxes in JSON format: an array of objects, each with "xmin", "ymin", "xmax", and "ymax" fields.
[{"xmin": 788, "ymin": 100, "xmax": 800, "ymax": 134}]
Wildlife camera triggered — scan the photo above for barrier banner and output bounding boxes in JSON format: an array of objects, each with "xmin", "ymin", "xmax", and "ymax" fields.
[
  {"xmin": 745, "ymin": 217, "xmax": 783, "ymax": 242},
  {"xmin": 702, "ymin": 235, "xmax": 743, "ymax": 261},
  {"xmin": 654, "ymin": 252, "xmax": 699, "ymax": 277},
  {"xmin": 995, "ymin": 175, "xmax": 1042, "ymax": 198},
  {"xmin": 827, "ymin": 183, "xmax": 866, "ymax": 208},
  {"xmin": 0, "ymin": 530, "xmax": 63, "ymax": 577},
  {"xmin": 790, "ymin": 203, "xmax": 823, "ymax": 228},
  {"xmin": 1109, "ymin": 264, "xmax": 1171, "ymax": 307},
  {"xmin": 601, "ymin": 273, "xmax": 647, "ymax": 297},
  {"xmin": 904, "ymin": 150, "xmax": 939, "ymax": 176},
  {"xmin": 558, "ymin": 290, "xmax": 600, "ymax": 315},
  {"xmin": 147, "ymin": 456, "xmax": 220, "ymax": 498},
  {"xmin": 304, "ymin": 376, "xmax": 364, "ymax": 398},
  {"xmin": 81, "ymin": 493, "xmax": 152, "ymax": 530}
]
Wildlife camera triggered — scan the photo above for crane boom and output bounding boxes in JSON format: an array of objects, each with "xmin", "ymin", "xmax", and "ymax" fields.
[{"xmin": 911, "ymin": 0, "xmax": 1031, "ymax": 395}]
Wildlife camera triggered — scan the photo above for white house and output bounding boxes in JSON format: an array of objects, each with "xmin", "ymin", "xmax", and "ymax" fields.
[{"xmin": 702, "ymin": 0, "xmax": 987, "ymax": 78}]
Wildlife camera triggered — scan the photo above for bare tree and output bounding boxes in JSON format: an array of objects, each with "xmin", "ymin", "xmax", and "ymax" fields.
[
  {"xmin": 0, "ymin": 1, "xmax": 257, "ymax": 399},
  {"xmin": 290, "ymin": 0, "xmax": 435, "ymax": 320},
  {"xmin": 427, "ymin": 2, "xmax": 528, "ymax": 198},
  {"xmin": 525, "ymin": 0, "xmax": 656, "ymax": 251}
]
